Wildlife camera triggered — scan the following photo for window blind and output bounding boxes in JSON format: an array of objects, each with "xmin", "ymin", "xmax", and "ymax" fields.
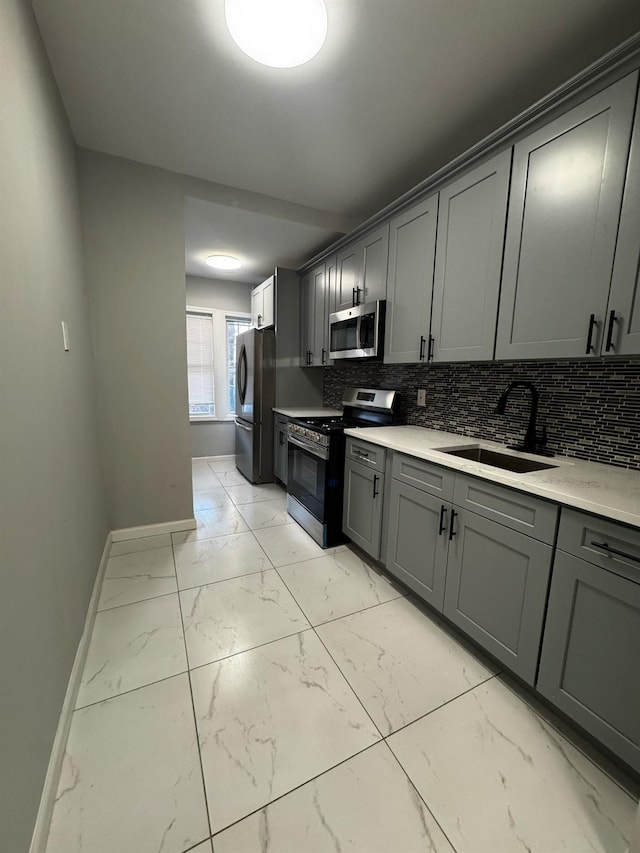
[{"xmin": 186, "ymin": 312, "xmax": 215, "ymax": 416}]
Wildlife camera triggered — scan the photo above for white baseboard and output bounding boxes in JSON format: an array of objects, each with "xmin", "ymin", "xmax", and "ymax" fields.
[
  {"xmin": 29, "ymin": 531, "xmax": 113, "ymax": 853},
  {"xmin": 192, "ymin": 454, "xmax": 235, "ymax": 462},
  {"xmin": 111, "ymin": 517, "xmax": 197, "ymax": 542}
]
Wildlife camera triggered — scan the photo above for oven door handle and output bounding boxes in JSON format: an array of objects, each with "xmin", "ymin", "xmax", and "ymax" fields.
[{"xmin": 288, "ymin": 433, "xmax": 329, "ymax": 460}]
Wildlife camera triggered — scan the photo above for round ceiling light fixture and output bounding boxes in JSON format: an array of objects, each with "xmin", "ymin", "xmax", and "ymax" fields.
[
  {"xmin": 206, "ymin": 254, "xmax": 242, "ymax": 270},
  {"xmin": 225, "ymin": 0, "xmax": 328, "ymax": 68}
]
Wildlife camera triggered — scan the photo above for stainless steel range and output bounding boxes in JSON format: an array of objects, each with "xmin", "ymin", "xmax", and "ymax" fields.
[{"xmin": 286, "ymin": 388, "xmax": 401, "ymax": 548}]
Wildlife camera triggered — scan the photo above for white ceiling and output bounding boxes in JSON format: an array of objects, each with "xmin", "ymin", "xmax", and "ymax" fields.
[
  {"xmin": 32, "ymin": 0, "xmax": 640, "ymax": 275},
  {"xmin": 184, "ymin": 196, "xmax": 341, "ymax": 284}
]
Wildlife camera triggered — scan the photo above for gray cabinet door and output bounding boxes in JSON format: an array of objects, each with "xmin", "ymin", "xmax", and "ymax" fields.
[
  {"xmin": 261, "ymin": 276, "xmax": 275, "ymax": 328},
  {"xmin": 386, "ymin": 480, "xmax": 448, "ymax": 610},
  {"xmin": 606, "ymin": 83, "xmax": 640, "ymax": 356},
  {"xmin": 496, "ymin": 72, "xmax": 638, "ymax": 360},
  {"xmin": 360, "ymin": 224, "xmax": 389, "ymax": 303},
  {"xmin": 300, "ymin": 273, "xmax": 314, "ymax": 365},
  {"xmin": 342, "ymin": 459, "xmax": 384, "ymax": 559},
  {"xmin": 312, "ymin": 263, "xmax": 328, "ymax": 366},
  {"xmin": 385, "ymin": 195, "xmax": 438, "ymax": 364},
  {"xmin": 443, "ymin": 509, "xmax": 552, "ymax": 683},
  {"xmin": 537, "ymin": 551, "xmax": 640, "ymax": 773},
  {"xmin": 324, "ymin": 255, "xmax": 335, "ymax": 364},
  {"xmin": 251, "ymin": 286, "xmax": 263, "ymax": 328},
  {"xmin": 432, "ymin": 151, "xmax": 511, "ymax": 362},
  {"xmin": 335, "ymin": 243, "xmax": 360, "ymax": 311}
]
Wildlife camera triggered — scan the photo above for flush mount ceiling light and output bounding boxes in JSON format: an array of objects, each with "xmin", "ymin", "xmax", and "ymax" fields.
[
  {"xmin": 225, "ymin": 0, "xmax": 328, "ymax": 68},
  {"xmin": 206, "ymin": 254, "xmax": 242, "ymax": 270}
]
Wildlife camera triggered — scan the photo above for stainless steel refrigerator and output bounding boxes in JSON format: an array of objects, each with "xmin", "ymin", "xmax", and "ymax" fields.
[{"xmin": 235, "ymin": 328, "xmax": 275, "ymax": 483}]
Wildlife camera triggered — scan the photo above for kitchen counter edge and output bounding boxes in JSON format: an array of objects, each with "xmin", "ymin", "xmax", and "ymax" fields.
[{"xmin": 344, "ymin": 425, "xmax": 640, "ymax": 530}]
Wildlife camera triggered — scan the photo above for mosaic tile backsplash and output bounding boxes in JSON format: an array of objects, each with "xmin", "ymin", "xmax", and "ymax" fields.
[{"xmin": 323, "ymin": 358, "xmax": 640, "ymax": 470}]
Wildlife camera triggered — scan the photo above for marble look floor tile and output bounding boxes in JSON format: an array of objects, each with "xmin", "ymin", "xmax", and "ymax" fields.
[
  {"xmin": 317, "ymin": 596, "xmax": 497, "ymax": 735},
  {"xmin": 207, "ymin": 456, "xmax": 237, "ymax": 472},
  {"xmin": 98, "ymin": 546, "xmax": 177, "ymax": 611},
  {"xmin": 236, "ymin": 497, "xmax": 294, "ymax": 530},
  {"xmin": 253, "ymin": 523, "xmax": 327, "ymax": 566},
  {"xmin": 45, "ymin": 675, "xmax": 209, "ymax": 853},
  {"xmin": 278, "ymin": 549, "xmax": 404, "ymax": 625},
  {"xmin": 109, "ymin": 533, "xmax": 171, "ymax": 557},
  {"xmin": 174, "ymin": 531, "xmax": 271, "ymax": 590},
  {"xmin": 387, "ymin": 677, "xmax": 637, "ymax": 853},
  {"xmin": 192, "ymin": 464, "xmax": 222, "ymax": 490},
  {"xmin": 172, "ymin": 507, "xmax": 249, "ymax": 544},
  {"xmin": 192, "ymin": 486, "xmax": 233, "ymax": 511},
  {"xmin": 188, "ymin": 841, "xmax": 213, "ymax": 853},
  {"xmin": 191, "ymin": 630, "xmax": 380, "ymax": 833},
  {"xmin": 215, "ymin": 469, "xmax": 251, "ymax": 487},
  {"xmin": 75, "ymin": 594, "xmax": 187, "ymax": 708},
  {"xmin": 214, "ymin": 742, "xmax": 454, "ymax": 853},
  {"xmin": 224, "ymin": 483, "xmax": 286, "ymax": 505},
  {"xmin": 180, "ymin": 570, "xmax": 309, "ymax": 668}
]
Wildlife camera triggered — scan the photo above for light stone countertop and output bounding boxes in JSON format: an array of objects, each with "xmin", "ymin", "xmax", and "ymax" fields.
[
  {"xmin": 273, "ymin": 407, "xmax": 343, "ymax": 418},
  {"xmin": 344, "ymin": 425, "xmax": 640, "ymax": 530}
]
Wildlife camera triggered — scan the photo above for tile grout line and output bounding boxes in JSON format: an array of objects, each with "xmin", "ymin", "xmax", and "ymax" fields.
[{"xmin": 171, "ymin": 533, "xmax": 215, "ymax": 845}]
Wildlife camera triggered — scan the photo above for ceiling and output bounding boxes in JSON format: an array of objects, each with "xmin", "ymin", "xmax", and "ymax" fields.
[
  {"xmin": 32, "ymin": 0, "xmax": 640, "ymax": 279},
  {"xmin": 184, "ymin": 197, "xmax": 341, "ymax": 284}
]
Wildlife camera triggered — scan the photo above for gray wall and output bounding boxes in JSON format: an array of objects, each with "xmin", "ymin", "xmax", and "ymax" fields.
[
  {"xmin": 0, "ymin": 2, "xmax": 108, "ymax": 850},
  {"xmin": 79, "ymin": 151, "xmax": 195, "ymax": 529},
  {"xmin": 186, "ymin": 274, "xmax": 252, "ymax": 458}
]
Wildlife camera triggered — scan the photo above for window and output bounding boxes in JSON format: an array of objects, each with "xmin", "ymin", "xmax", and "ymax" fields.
[
  {"xmin": 186, "ymin": 311, "xmax": 215, "ymax": 418},
  {"xmin": 186, "ymin": 307, "xmax": 251, "ymax": 421}
]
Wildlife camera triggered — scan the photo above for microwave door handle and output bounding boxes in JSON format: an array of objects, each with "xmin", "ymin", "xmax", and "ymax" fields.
[{"xmin": 357, "ymin": 314, "xmax": 365, "ymax": 350}]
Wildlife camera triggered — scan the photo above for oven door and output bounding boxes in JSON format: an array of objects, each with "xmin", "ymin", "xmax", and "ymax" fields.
[{"xmin": 287, "ymin": 435, "xmax": 328, "ymax": 522}]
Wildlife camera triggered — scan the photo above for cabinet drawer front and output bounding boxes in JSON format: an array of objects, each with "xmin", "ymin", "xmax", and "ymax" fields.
[
  {"xmin": 444, "ymin": 509, "xmax": 552, "ymax": 684},
  {"xmin": 558, "ymin": 508, "xmax": 640, "ymax": 582},
  {"xmin": 385, "ymin": 481, "xmax": 448, "ymax": 610},
  {"xmin": 538, "ymin": 551, "xmax": 640, "ymax": 772},
  {"xmin": 392, "ymin": 453, "xmax": 455, "ymax": 500},
  {"xmin": 346, "ymin": 437, "xmax": 386, "ymax": 472},
  {"xmin": 453, "ymin": 474, "xmax": 558, "ymax": 543}
]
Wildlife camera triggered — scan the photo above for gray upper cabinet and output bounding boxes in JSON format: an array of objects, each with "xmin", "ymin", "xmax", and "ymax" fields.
[
  {"xmin": 496, "ymin": 72, "xmax": 638, "ymax": 360},
  {"xmin": 333, "ymin": 225, "xmax": 389, "ymax": 311},
  {"xmin": 537, "ymin": 550, "xmax": 640, "ymax": 773},
  {"xmin": 606, "ymin": 81, "xmax": 640, "ymax": 356},
  {"xmin": 443, "ymin": 508, "xmax": 553, "ymax": 683},
  {"xmin": 301, "ymin": 263, "xmax": 328, "ymax": 367},
  {"xmin": 431, "ymin": 151, "xmax": 511, "ymax": 362},
  {"xmin": 384, "ymin": 194, "xmax": 438, "ymax": 364}
]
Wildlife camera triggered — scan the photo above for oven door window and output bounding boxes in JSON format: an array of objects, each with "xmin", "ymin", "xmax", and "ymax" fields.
[
  {"xmin": 330, "ymin": 317, "xmax": 358, "ymax": 353},
  {"xmin": 288, "ymin": 443, "xmax": 326, "ymax": 521}
]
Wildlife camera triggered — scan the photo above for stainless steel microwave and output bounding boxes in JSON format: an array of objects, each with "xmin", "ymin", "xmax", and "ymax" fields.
[{"xmin": 329, "ymin": 300, "xmax": 386, "ymax": 360}]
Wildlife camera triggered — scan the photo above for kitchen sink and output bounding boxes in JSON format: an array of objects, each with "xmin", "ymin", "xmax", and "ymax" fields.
[{"xmin": 437, "ymin": 446, "xmax": 557, "ymax": 473}]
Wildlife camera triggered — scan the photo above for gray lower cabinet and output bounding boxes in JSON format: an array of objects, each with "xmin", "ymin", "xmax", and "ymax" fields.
[
  {"xmin": 386, "ymin": 480, "xmax": 448, "ymax": 609},
  {"xmin": 443, "ymin": 508, "xmax": 553, "ymax": 684},
  {"xmin": 537, "ymin": 551, "xmax": 640, "ymax": 772},
  {"xmin": 273, "ymin": 415, "xmax": 289, "ymax": 485},
  {"xmin": 343, "ymin": 458, "xmax": 384, "ymax": 559}
]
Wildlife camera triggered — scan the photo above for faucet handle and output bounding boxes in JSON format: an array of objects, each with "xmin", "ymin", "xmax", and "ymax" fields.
[{"xmin": 536, "ymin": 425, "xmax": 554, "ymax": 457}]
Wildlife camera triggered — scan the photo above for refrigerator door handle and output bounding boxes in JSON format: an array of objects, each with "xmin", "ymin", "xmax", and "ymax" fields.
[
  {"xmin": 235, "ymin": 418, "xmax": 252, "ymax": 432},
  {"xmin": 237, "ymin": 344, "xmax": 248, "ymax": 406}
]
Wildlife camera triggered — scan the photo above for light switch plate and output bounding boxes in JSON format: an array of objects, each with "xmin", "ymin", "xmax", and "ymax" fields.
[
  {"xmin": 417, "ymin": 389, "xmax": 426, "ymax": 406},
  {"xmin": 61, "ymin": 320, "xmax": 70, "ymax": 351}
]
